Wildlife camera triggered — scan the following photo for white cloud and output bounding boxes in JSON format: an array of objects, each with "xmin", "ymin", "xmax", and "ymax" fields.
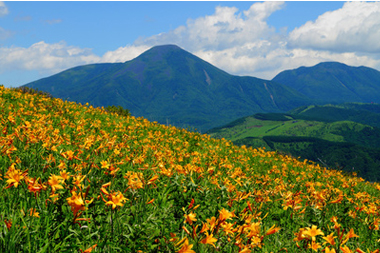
[
  {"xmin": 288, "ymin": 2, "xmax": 380, "ymax": 53},
  {"xmin": 3, "ymin": 1, "xmax": 380, "ymax": 86},
  {"xmin": 97, "ymin": 1, "xmax": 380, "ymax": 80},
  {"xmin": 0, "ymin": 1, "xmax": 8, "ymax": 17},
  {"xmin": 136, "ymin": 2, "xmax": 285, "ymax": 52},
  {"xmin": 129, "ymin": 1, "xmax": 380, "ymax": 79},
  {"xmin": 101, "ymin": 45, "xmax": 150, "ymax": 63},
  {"xmin": 0, "ymin": 41, "xmax": 100, "ymax": 75}
]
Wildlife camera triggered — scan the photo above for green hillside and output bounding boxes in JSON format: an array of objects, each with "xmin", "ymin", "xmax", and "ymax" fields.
[
  {"xmin": 290, "ymin": 103, "xmax": 380, "ymax": 128},
  {"xmin": 272, "ymin": 62, "xmax": 380, "ymax": 104},
  {"xmin": 1, "ymin": 86, "xmax": 380, "ymax": 252},
  {"xmin": 207, "ymin": 110, "xmax": 380, "ymax": 181},
  {"xmin": 24, "ymin": 45, "xmax": 309, "ymax": 132}
]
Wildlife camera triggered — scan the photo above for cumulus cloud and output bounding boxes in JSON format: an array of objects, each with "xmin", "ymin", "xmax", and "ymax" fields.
[
  {"xmin": 0, "ymin": 41, "xmax": 100, "ymax": 75},
  {"xmin": 288, "ymin": 2, "xmax": 380, "ymax": 53},
  {"xmin": 0, "ymin": 1, "xmax": 8, "ymax": 17},
  {"xmin": 104, "ymin": 1, "xmax": 289, "ymax": 79},
  {"xmin": 101, "ymin": 45, "xmax": 151, "ymax": 63},
  {"xmin": 97, "ymin": 1, "xmax": 380, "ymax": 79},
  {"xmin": 135, "ymin": 1, "xmax": 285, "ymax": 52},
  {"xmin": 3, "ymin": 1, "xmax": 380, "ymax": 84}
]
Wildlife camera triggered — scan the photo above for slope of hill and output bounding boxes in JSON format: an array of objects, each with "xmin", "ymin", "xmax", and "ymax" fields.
[
  {"xmin": 24, "ymin": 45, "xmax": 309, "ymax": 132},
  {"xmin": 290, "ymin": 103, "xmax": 380, "ymax": 128},
  {"xmin": 207, "ymin": 110, "xmax": 380, "ymax": 181},
  {"xmin": 272, "ymin": 62, "xmax": 380, "ymax": 104},
  {"xmin": 1, "ymin": 86, "xmax": 380, "ymax": 252}
]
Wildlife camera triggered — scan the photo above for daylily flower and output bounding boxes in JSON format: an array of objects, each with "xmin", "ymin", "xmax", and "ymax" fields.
[
  {"xmin": 48, "ymin": 174, "xmax": 64, "ymax": 193},
  {"xmin": 105, "ymin": 191, "xmax": 127, "ymax": 209},
  {"xmin": 200, "ymin": 232, "xmax": 217, "ymax": 247}
]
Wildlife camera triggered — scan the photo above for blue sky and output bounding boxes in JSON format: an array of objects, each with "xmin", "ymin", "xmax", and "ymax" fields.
[{"xmin": 1, "ymin": 1, "xmax": 379, "ymax": 87}]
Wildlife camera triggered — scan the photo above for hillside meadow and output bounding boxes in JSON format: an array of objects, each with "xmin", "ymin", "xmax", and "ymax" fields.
[
  {"xmin": 0, "ymin": 86, "xmax": 379, "ymax": 252},
  {"xmin": 207, "ymin": 113, "xmax": 380, "ymax": 181}
]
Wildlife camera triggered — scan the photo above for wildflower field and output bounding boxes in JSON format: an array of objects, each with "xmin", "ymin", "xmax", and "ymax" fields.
[{"xmin": 0, "ymin": 85, "xmax": 379, "ymax": 252}]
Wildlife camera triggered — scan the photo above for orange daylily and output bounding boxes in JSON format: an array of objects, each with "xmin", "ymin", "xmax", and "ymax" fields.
[
  {"xmin": 200, "ymin": 232, "xmax": 217, "ymax": 247},
  {"xmin": 105, "ymin": 191, "xmax": 127, "ymax": 209},
  {"xmin": 302, "ymin": 225, "xmax": 324, "ymax": 241},
  {"xmin": 184, "ymin": 212, "xmax": 197, "ymax": 225},
  {"xmin": 177, "ymin": 238, "xmax": 195, "ymax": 253},
  {"xmin": 48, "ymin": 174, "xmax": 64, "ymax": 193}
]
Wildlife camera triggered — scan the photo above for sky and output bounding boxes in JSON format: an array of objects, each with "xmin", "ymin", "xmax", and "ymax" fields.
[{"xmin": 1, "ymin": 1, "xmax": 380, "ymax": 88}]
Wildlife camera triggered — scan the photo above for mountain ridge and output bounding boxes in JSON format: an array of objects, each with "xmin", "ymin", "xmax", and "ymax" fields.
[
  {"xmin": 24, "ymin": 44, "xmax": 310, "ymax": 132},
  {"xmin": 272, "ymin": 61, "xmax": 380, "ymax": 104}
]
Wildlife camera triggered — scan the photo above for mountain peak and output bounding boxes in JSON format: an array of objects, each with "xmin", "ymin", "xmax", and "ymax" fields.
[
  {"xmin": 150, "ymin": 44, "xmax": 182, "ymax": 51},
  {"xmin": 132, "ymin": 44, "xmax": 189, "ymax": 63}
]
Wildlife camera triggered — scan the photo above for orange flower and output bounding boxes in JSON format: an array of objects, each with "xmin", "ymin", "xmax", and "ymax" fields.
[
  {"xmin": 147, "ymin": 175, "xmax": 159, "ymax": 185},
  {"xmin": 79, "ymin": 244, "xmax": 97, "ymax": 253},
  {"xmin": 345, "ymin": 228, "xmax": 359, "ymax": 240},
  {"xmin": 29, "ymin": 208, "xmax": 40, "ymax": 218},
  {"xmin": 60, "ymin": 170, "xmax": 71, "ymax": 181},
  {"xmin": 26, "ymin": 177, "xmax": 46, "ymax": 196},
  {"xmin": 294, "ymin": 228, "xmax": 307, "ymax": 242},
  {"xmin": 206, "ymin": 216, "xmax": 218, "ymax": 232},
  {"xmin": 302, "ymin": 225, "xmax": 324, "ymax": 241},
  {"xmin": 146, "ymin": 198, "xmax": 155, "ymax": 205},
  {"xmin": 184, "ymin": 212, "xmax": 197, "ymax": 225},
  {"xmin": 266, "ymin": 225, "xmax": 281, "ymax": 235},
  {"xmin": 124, "ymin": 171, "xmax": 143, "ymax": 190},
  {"xmin": 239, "ymin": 247, "xmax": 251, "ymax": 253},
  {"xmin": 341, "ymin": 245, "xmax": 353, "ymax": 253},
  {"xmin": 72, "ymin": 174, "xmax": 86, "ymax": 188},
  {"xmin": 48, "ymin": 174, "xmax": 64, "ymax": 193},
  {"xmin": 200, "ymin": 232, "xmax": 217, "ymax": 247},
  {"xmin": 323, "ymin": 232, "xmax": 336, "ymax": 246},
  {"xmin": 100, "ymin": 160, "xmax": 110, "ymax": 169},
  {"xmin": 66, "ymin": 190, "xmax": 86, "ymax": 216},
  {"xmin": 5, "ymin": 165, "xmax": 25, "ymax": 188},
  {"xmin": 218, "ymin": 208, "xmax": 234, "ymax": 221},
  {"xmin": 200, "ymin": 222, "xmax": 209, "ymax": 234},
  {"xmin": 62, "ymin": 150, "xmax": 75, "ymax": 160},
  {"xmin": 325, "ymin": 247, "xmax": 337, "ymax": 253},
  {"xmin": 178, "ymin": 238, "xmax": 195, "ymax": 253},
  {"xmin": 105, "ymin": 191, "xmax": 127, "ymax": 209},
  {"xmin": 4, "ymin": 219, "xmax": 12, "ymax": 231},
  {"xmin": 308, "ymin": 241, "xmax": 322, "ymax": 251}
]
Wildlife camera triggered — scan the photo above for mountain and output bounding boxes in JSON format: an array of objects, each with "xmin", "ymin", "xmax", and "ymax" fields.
[
  {"xmin": 272, "ymin": 62, "xmax": 380, "ymax": 104},
  {"xmin": 206, "ymin": 107, "xmax": 380, "ymax": 181},
  {"xmin": 24, "ymin": 45, "xmax": 309, "ymax": 132}
]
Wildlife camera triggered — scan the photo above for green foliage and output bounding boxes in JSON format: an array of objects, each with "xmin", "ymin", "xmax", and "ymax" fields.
[
  {"xmin": 12, "ymin": 86, "xmax": 53, "ymax": 99},
  {"xmin": 1, "ymin": 86, "xmax": 380, "ymax": 252},
  {"xmin": 254, "ymin": 113, "xmax": 293, "ymax": 121},
  {"xmin": 291, "ymin": 103, "xmax": 380, "ymax": 128},
  {"xmin": 208, "ymin": 108, "xmax": 380, "ymax": 182},
  {"xmin": 104, "ymin": 105, "xmax": 131, "ymax": 117}
]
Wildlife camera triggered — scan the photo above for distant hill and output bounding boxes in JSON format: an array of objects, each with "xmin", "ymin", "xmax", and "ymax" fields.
[
  {"xmin": 290, "ymin": 103, "xmax": 380, "ymax": 128},
  {"xmin": 24, "ymin": 45, "xmax": 309, "ymax": 132},
  {"xmin": 272, "ymin": 62, "xmax": 380, "ymax": 104},
  {"xmin": 207, "ymin": 106, "xmax": 380, "ymax": 181}
]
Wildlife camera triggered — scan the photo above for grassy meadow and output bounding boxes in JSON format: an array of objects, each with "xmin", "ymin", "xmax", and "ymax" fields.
[{"xmin": 0, "ymin": 86, "xmax": 380, "ymax": 252}]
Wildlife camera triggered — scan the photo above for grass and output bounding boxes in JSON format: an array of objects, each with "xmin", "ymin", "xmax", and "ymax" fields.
[
  {"xmin": 0, "ymin": 85, "xmax": 379, "ymax": 252},
  {"xmin": 207, "ymin": 116, "xmax": 352, "ymax": 143}
]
